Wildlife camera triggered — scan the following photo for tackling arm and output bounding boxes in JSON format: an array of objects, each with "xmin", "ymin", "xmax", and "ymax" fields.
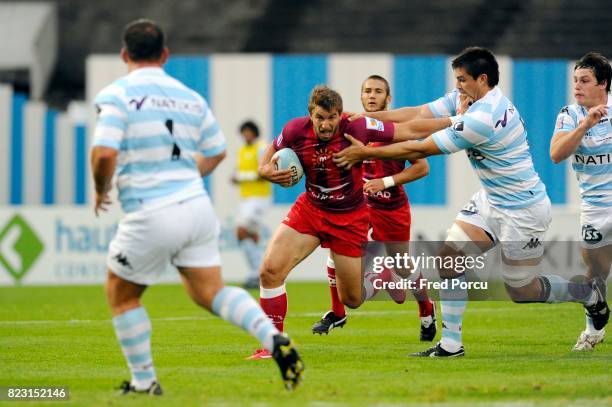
[
  {"xmin": 392, "ymin": 117, "xmax": 452, "ymax": 141},
  {"xmin": 362, "ymin": 104, "xmax": 434, "ymax": 123},
  {"xmin": 334, "ymin": 135, "xmax": 442, "ymax": 169}
]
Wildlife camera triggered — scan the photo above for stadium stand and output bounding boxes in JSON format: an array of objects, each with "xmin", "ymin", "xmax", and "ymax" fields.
[{"xmin": 4, "ymin": 0, "xmax": 612, "ymax": 106}]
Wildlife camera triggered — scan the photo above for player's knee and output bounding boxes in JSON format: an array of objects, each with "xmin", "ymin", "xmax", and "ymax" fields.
[
  {"xmin": 504, "ymin": 281, "xmax": 540, "ymax": 303},
  {"xmin": 502, "ymin": 262, "xmax": 541, "ymax": 302},
  {"xmin": 436, "ymin": 245, "xmax": 463, "ymax": 278},
  {"xmin": 340, "ymin": 292, "xmax": 362, "ymax": 309},
  {"xmin": 259, "ymin": 259, "xmax": 285, "ymax": 287},
  {"xmin": 110, "ymin": 298, "xmax": 142, "ymax": 316}
]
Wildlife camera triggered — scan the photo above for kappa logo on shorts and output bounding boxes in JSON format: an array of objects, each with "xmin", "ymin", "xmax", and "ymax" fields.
[
  {"xmin": 582, "ymin": 224, "xmax": 603, "ymax": 244},
  {"xmin": 522, "ymin": 238, "xmax": 542, "ymax": 250},
  {"xmin": 113, "ymin": 252, "xmax": 133, "ymax": 269}
]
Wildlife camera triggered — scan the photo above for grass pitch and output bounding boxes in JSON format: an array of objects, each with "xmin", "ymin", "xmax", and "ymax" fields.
[{"xmin": 1, "ymin": 283, "xmax": 610, "ymax": 406}]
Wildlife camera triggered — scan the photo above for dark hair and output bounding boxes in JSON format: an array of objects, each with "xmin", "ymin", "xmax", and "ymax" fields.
[
  {"xmin": 123, "ymin": 19, "xmax": 165, "ymax": 62},
  {"xmin": 575, "ymin": 52, "xmax": 611, "ymax": 92},
  {"xmin": 451, "ymin": 47, "xmax": 499, "ymax": 87},
  {"xmin": 362, "ymin": 75, "xmax": 391, "ymax": 96},
  {"xmin": 308, "ymin": 85, "xmax": 343, "ymax": 114},
  {"xmin": 239, "ymin": 120, "xmax": 259, "ymax": 138}
]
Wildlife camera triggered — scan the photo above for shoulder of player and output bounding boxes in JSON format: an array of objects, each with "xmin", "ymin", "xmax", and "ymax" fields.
[
  {"xmin": 156, "ymin": 73, "xmax": 209, "ymax": 107},
  {"xmin": 94, "ymin": 79, "xmax": 129, "ymax": 109},
  {"xmin": 283, "ymin": 116, "xmax": 311, "ymax": 135},
  {"xmin": 345, "ymin": 115, "xmax": 365, "ymax": 128},
  {"xmin": 558, "ymin": 104, "xmax": 580, "ymax": 117}
]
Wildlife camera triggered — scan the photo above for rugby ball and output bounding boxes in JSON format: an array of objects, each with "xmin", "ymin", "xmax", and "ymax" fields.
[{"xmin": 272, "ymin": 148, "xmax": 304, "ymax": 187}]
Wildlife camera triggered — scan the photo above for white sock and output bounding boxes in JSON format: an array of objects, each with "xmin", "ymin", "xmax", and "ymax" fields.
[
  {"xmin": 440, "ymin": 275, "xmax": 467, "ymax": 353},
  {"xmin": 212, "ymin": 286, "xmax": 279, "ymax": 351},
  {"xmin": 112, "ymin": 307, "xmax": 157, "ymax": 390},
  {"xmin": 540, "ymin": 275, "xmax": 596, "ymax": 304},
  {"xmin": 363, "ymin": 271, "xmax": 381, "ymax": 300}
]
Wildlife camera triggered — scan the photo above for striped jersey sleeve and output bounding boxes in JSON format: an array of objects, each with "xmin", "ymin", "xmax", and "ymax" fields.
[
  {"xmin": 553, "ymin": 105, "xmax": 579, "ymax": 132},
  {"xmin": 432, "ymin": 111, "xmax": 491, "ymax": 154},
  {"xmin": 93, "ymin": 84, "xmax": 128, "ymax": 149},
  {"xmin": 198, "ymin": 101, "xmax": 226, "ymax": 157},
  {"xmin": 428, "ymin": 89, "xmax": 459, "ymax": 118}
]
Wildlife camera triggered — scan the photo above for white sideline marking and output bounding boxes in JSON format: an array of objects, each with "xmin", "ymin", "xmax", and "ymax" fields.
[{"xmin": 0, "ymin": 308, "xmax": 506, "ymax": 326}]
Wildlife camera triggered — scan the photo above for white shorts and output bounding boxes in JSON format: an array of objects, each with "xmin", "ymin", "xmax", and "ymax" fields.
[
  {"xmin": 236, "ymin": 197, "xmax": 270, "ymax": 233},
  {"xmin": 580, "ymin": 203, "xmax": 611, "ymax": 249},
  {"xmin": 107, "ymin": 195, "xmax": 221, "ymax": 285},
  {"xmin": 455, "ymin": 189, "xmax": 551, "ymax": 261}
]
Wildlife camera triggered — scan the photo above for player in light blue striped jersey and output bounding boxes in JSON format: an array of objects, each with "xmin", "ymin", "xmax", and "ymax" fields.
[
  {"xmin": 335, "ymin": 47, "xmax": 609, "ymax": 357},
  {"xmin": 91, "ymin": 19, "xmax": 303, "ymax": 394},
  {"xmin": 550, "ymin": 52, "xmax": 611, "ymax": 351}
]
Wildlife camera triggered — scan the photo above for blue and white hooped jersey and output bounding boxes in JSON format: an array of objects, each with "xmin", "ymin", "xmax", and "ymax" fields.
[
  {"xmin": 92, "ymin": 67, "xmax": 226, "ymax": 213},
  {"xmin": 429, "ymin": 88, "xmax": 547, "ymax": 209},
  {"xmin": 554, "ymin": 95, "xmax": 612, "ymax": 207}
]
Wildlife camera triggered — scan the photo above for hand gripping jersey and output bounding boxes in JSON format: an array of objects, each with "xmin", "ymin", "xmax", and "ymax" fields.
[{"xmin": 274, "ymin": 116, "xmax": 394, "ymax": 212}]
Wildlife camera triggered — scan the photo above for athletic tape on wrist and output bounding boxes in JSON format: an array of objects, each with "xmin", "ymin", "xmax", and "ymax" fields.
[{"xmin": 382, "ymin": 176, "xmax": 395, "ymax": 189}]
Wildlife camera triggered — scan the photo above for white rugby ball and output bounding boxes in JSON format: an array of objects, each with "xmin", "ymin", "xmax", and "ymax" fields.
[{"xmin": 272, "ymin": 148, "xmax": 304, "ymax": 187}]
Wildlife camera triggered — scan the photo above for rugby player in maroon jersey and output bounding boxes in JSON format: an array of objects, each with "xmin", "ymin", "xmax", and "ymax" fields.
[
  {"xmin": 250, "ymin": 85, "xmax": 449, "ymax": 359},
  {"xmin": 311, "ymin": 76, "xmax": 437, "ymax": 342}
]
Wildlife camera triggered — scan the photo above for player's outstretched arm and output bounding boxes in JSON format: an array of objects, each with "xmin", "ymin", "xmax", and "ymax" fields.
[
  {"xmin": 334, "ymin": 135, "xmax": 442, "ymax": 169},
  {"xmin": 550, "ymin": 104, "xmax": 607, "ymax": 163},
  {"xmin": 91, "ymin": 146, "xmax": 118, "ymax": 216},
  {"xmin": 350, "ymin": 104, "xmax": 433, "ymax": 123},
  {"xmin": 392, "ymin": 117, "xmax": 452, "ymax": 142},
  {"xmin": 363, "ymin": 158, "xmax": 429, "ymax": 195},
  {"xmin": 258, "ymin": 143, "xmax": 293, "ymax": 185}
]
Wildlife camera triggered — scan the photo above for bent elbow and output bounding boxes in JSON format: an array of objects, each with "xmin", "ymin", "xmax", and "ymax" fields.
[
  {"xmin": 549, "ymin": 150, "xmax": 564, "ymax": 164},
  {"xmin": 420, "ymin": 163, "xmax": 430, "ymax": 177},
  {"xmin": 215, "ymin": 150, "xmax": 227, "ymax": 162}
]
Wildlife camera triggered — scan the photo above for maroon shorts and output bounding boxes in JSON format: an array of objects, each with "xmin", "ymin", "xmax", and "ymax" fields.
[
  {"xmin": 282, "ymin": 194, "xmax": 369, "ymax": 257},
  {"xmin": 369, "ymin": 202, "xmax": 411, "ymax": 242}
]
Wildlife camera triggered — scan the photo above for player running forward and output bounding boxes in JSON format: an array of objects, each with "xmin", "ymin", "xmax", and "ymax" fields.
[
  {"xmin": 250, "ymin": 85, "xmax": 451, "ymax": 359},
  {"xmin": 91, "ymin": 19, "xmax": 303, "ymax": 392},
  {"xmin": 311, "ymin": 75, "xmax": 437, "ymax": 341},
  {"xmin": 335, "ymin": 47, "xmax": 609, "ymax": 357},
  {"xmin": 550, "ymin": 52, "xmax": 612, "ymax": 351}
]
